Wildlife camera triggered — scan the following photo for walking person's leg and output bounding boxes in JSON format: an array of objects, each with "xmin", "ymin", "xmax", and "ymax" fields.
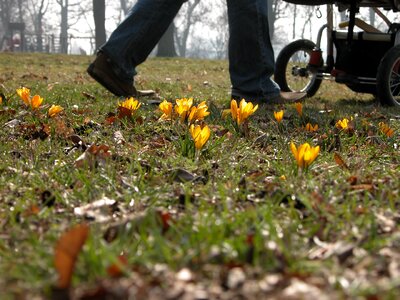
[
  {"xmin": 88, "ymin": 0, "xmax": 187, "ymax": 97},
  {"xmin": 227, "ymin": 0, "xmax": 305, "ymax": 104}
]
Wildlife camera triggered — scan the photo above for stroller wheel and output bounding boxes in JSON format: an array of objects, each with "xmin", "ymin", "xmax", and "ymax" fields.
[
  {"xmin": 274, "ymin": 39, "xmax": 322, "ymax": 97},
  {"xmin": 377, "ymin": 45, "xmax": 400, "ymax": 106}
]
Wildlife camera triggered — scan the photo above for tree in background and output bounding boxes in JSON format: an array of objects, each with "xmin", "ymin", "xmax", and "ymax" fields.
[
  {"xmin": 93, "ymin": 0, "xmax": 106, "ymax": 50},
  {"xmin": 56, "ymin": 0, "xmax": 69, "ymax": 53},
  {"xmin": 27, "ymin": 0, "xmax": 49, "ymax": 52},
  {"xmin": 175, "ymin": 0, "xmax": 210, "ymax": 57},
  {"xmin": 208, "ymin": 0, "xmax": 228, "ymax": 59},
  {"xmin": 156, "ymin": 23, "xmax": 177, "ymax": 57}
]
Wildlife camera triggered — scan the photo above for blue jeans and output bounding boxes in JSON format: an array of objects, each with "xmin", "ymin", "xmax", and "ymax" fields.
[{"xmin": 101, "ymin": 0, "xmax": 280, "ymax": 99}]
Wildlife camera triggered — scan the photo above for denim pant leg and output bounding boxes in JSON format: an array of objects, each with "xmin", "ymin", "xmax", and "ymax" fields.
[
  {"xmin": 227, "ymin": 0, "xmax": 280, "ymax": 99},
  {"xmin": 101, "ymin": 0, "xmax": 186, "ymax": 83}
]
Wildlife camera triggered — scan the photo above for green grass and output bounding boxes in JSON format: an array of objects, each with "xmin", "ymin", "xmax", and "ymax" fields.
[{"xmin": 0, "ymin": 52, "xmax": 400, "ymax": 299}]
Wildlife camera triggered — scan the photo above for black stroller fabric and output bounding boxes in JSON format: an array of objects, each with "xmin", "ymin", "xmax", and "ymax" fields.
[{"xmin": 332, "ymin": 32, "xmax": 395, "ymax": 77}]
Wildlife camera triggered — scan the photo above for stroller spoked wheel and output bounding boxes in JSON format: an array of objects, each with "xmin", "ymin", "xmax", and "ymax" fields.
[
  {"xmin": 377, "ymin": 45, "xmax": 400, "ymax": 106},
  {"xmin": 274, "ymin": 39, "xmax": 322, "ymax": 97}
]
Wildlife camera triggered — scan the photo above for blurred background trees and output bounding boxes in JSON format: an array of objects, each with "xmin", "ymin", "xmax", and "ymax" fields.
[{"xmin": 1, "ymin": 0, "xmax": 395, "ymax": 58}]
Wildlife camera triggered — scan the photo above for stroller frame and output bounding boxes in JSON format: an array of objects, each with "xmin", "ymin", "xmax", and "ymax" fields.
[{"xmin": 274, "ymin": 0, "xmax": 400, "ymax": 106}]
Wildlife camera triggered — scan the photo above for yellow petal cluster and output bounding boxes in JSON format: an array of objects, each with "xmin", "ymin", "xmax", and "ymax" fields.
[
  {"xmin": 30, "ymin": 95, "xmax": 43, "ymax": 109},
  {"xmin": 379, "ymin": 122, "xmax": 394, "ymax": 137},
  {"xmin": 274, "ymin": 110, "xmax": 284, "ymax": 123},
  {"xmin": 190, "ymin": 124, "xmax": 211, "ymax": 150},
  {"xmin": 294, "ymin": 102, "xmax": 303, "ymax": 116},
  {"xmin": 188, "ymin": 101, "xmax": 210, "ymax": 123},
  {"xmin": 230, "ymin": 99, "xmax": 258, "ymax": 125},
  {"xmin": 290, "ymin": 142, "xmax": 320, "ymax": 169},
  {"xmin": 16, "ymin": 87, "xmax": 31, "ymax": 105},
  {"xmin": 16, "ymin": 87, "xmax": 43, "ymax": 109},
  {"xmin": 336, "ymin": 118, "xmax": 349, "ymax": 130},
  {"xmin": 119, "ymin": 97, "xmax": 141, "ymax": 112},
  {"xmin": 305, "ymin": 123, "xmax": 318, "ymax": 132},
  {"xmin": 48, "ymin": 105, "xmax": 64, "ymax": 118},
  {"xmin": 159, "ymin": 100, "xmax": 173, "ymax": 120},
  {"xmin": 175, "ymin": 98, "xmax": 193, "ymax": 122}
]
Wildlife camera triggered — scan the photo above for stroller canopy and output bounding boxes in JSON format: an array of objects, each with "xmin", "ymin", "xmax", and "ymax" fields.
[{"xmin": 283, "ymin": 0, "xmax": 399, "ymax": 11}]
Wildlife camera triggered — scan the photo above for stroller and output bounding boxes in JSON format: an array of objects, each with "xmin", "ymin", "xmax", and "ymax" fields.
[{"xmin": 274, "ymin": 0, "xmax": 400, "ymax": 106}]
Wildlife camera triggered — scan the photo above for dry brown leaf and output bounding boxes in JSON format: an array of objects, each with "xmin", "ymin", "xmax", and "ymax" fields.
[
  {"xmin": 350, "ymin": 184, "xmax": 374, "ymax": 191},
  {"xmin": 54, "ymin": 118, "xmax": 74, "ymax": 138},
  {"xmin": 117, "ymin": 106, "xmax": 133, "ymax": 119},
  {"xmin": 334, "ymin": 152, "xmax": 350, "ymax": 170},
  {"xmin": 106, "ymin": 254, "xmax": 128, "ymax": 278},
  {"xmin": 347, "ymin": 175, "xmax": 358, "ymax": 185},
  {"xmin": 82, "ymin": 91, "xmax": 96, "ymax": 100},
  {"xmin": 75, "ymin": 144, "xmax": 111, "ymax": 169},
  {"xmin": 54, "ymin": 223, "xmax": 89, "ymax": 289}
]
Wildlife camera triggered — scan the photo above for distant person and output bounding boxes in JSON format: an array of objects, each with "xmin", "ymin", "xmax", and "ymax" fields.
[{"xmin": 87, "ymin": 0, "xmax": 306, "ymax": 104}]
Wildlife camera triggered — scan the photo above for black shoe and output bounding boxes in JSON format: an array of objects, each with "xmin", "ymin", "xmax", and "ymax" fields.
[{"xmin": 87, "ymin": 52, "xmax": 137, "ymax": 97}]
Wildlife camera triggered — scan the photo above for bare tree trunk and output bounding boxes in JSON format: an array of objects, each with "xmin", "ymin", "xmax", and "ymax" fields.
[
  {"xmin": 57, "ymin": 0, "xmax": 69, "ymax": 53},
  {"xmin": 35, "ymin": 0, "xmax": 48, "ymax": 52},
  {"xmin": 176, "ymin": 0, "xmax": 199, "ymax": 57},
  {"xmin": 157, "ymin": 22, "xmax": 177, "ymax": 57},
  {"xmin": 292, "ymin": 5, "xmax": 297, "ymax": 40},
  {"xmin": 0, "ymin": 0, "xmax": 11, "ymax": 50},
  {"xmin": 120, "ymin": 0, "xmax": 129, "ymax": 16},
  {"xmin": 18, "ymin": 0, "xmax": 23, "ymax": 22},
  {"xmin": 301, "ymin": 7, "xmax": 313, "ymax": 39},
  {"xmin": 93, "ymin": 0, "xmax": 106, "ymax": 50}
]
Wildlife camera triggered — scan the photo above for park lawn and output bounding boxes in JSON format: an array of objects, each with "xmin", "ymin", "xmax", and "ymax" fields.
[{"xmin": 0, "ymin": 52, "xmax": 399, "ymax": 299}]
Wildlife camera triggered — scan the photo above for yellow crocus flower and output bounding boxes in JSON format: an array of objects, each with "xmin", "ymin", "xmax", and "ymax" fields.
[
  {"xmin": 230, "ymin": 99, "xmax": 238, "ymax": 122},
  {"xmin": 48, "ymin": 105, "xmax": 64, "ymax": 117},
  {"xmin": 290, "ymin": 142, "xmax": 320, "ymax": 169},
  {"xmin": 30, "ymin": 95, "xmax": 43, "ymax": 109},
  {"xmin": 16, "ymin": 87, "xmax": 31, "ymax": 105},
  {"xmin": 294, "ymin": 102, "xmax": 303, "ymax": 116},
  {"xmin": 119, "ymin": 97, "xmax": 141, "ymax": 112},
  {"xmin": 238, "ymin": 99, "xmax": 258, "ymax": 125},
  {"xmin": 335, "ymin": 118, "xmax": 349, "ymax": 130},
  {"xmin": 189, "ymin": 124, "xmax": 211, "ymax": 150},
  {"xmin": 230, "ymin": 99, "xmax": 258, "ymax": 125},
  {"xmin": 274, "ymin": 110, "xmax": 284, "ymax": 123},
  {"xmin": 175, "ymin": 97, "xmax": 193, "ymax": 122},
  {"xmin": 378, "ymin": 122, "xmax": 395, "ymax": 137},
  {"xmin": 159, "ymin": 100, "xmax": 173, "ymax": 120},
  {"xmin": 188, "ymin": 101, "xmax": 210, "ymax": 123},
  {"xmin": 305, "ymin": 123, "xmax": 318, "ymax": 132}
]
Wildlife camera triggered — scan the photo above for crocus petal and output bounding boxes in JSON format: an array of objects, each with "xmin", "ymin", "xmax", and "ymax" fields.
[
  {"xmin": 48, "ymin": 105, "xmax": 64, "ymax": 117},
  {"xmin": 274, "ymin": 110, "xmax": 284, "ymax": 123},
  {"xmin": 230, "ymin": 100, "xmax": 238, "ymax": 121},
  {"xmin": 295, "ymin": 102, "xmax": 303, "ymax": 116},
  {"xmin": 16, "ymin": 87, "xmax": 31, "ymax": 105},
  {"xmin": 119, "ymin": 97, "xmax": 141, "ymax": 115},
  {"xmin": 30, "ymin": 95, "xmax": 43, "ymax": 109},
  {"xmin": 290, "ymin": 142, "xmax": 298, "ymax": 160},
  {"xmin": 190, "ymin": 124, "xmax": 210, "ymax": 150}
]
